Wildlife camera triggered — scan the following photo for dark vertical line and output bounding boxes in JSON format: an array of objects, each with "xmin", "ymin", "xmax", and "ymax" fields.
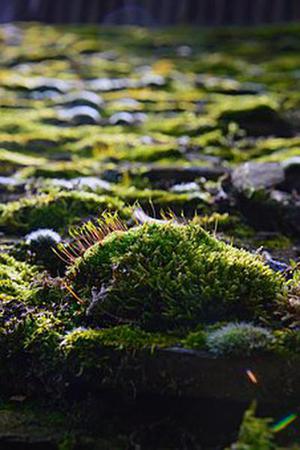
[
  {"xmin": 79, "ymin": 0, "xmax": 92, "ymax": 23},
  {"xmin": 214, "ymin": 0, "xmax": 226, "ymax": 25},
  {"xmin": 144, "ymin": 0, "xmax": 153, "ymax": 21},
  {"xmin": 86, "ymin": 0, "xmax": 98, "ymax": 23},
  {"xmin": 223, "ymin": 0, "xmax": 235, "ymax": 25},
  {"xmin": 54, "ymin": 0, "xmax": 65, "ymax": 23},
  {"xmin": 68, "ymin": 0, "xmax": 81, "ymax": 23},
  {"xmin": 98, "ymin": 0, "xmax": 107, "ymax": 22},
  {"xmin": 190, "ymin": 1, "xmax": 200, "ymax": 25},
  {"xmin": 159, "ymin": 0, "xmax": 168, "ymax": 26},
  {"xmin": 13, "ymin": 0, "xmax": 21, "ymax": 21},
  {"xmin": 284, "ymin": 0, "xmax": 293, "ymax": 22},
  {"xmin": 118, "ymin": 0, "xmax": 126, "ymax": 25},
  {"xmin": 244, "ymin": 0, "xmax": 253, "ymax": 25},
  {"xmin": 167, "ymin": 0, "xmax": 175, "ymax": 25},
  {"xmin": 262, "ymin": 0, "xmax": 271, "ymax": 24},
  {"xmin": 254, "ymin": 0, "xmax": 264, "ymax": 24},
  {"xmin": 103, "ymin": 0, "xmax": 116, "ymax": 23},
  {"xmin": 44, "ymin": 0, "xmax": 56, "ymax": 23},
  {"xmin": 294, "ymin": 0, "xmax": 300, "ymax": 21},
  {"xmin": 36, "ymin": 0, "xmax": 48, "ymax": 22},
  {"xmin": 272, "ymin": 0, "xmax": 284, "ymax": 22},
  {"xmin": 175, "ymin": 0, "xmax": 186, "ymax": 25},
  {"xmin": 195, "ymin": 0, "xmax": 205, "ymax": 25},
  {"xmin": 204, "ymin": 0, "xmax": 213, "ymax": 26},
  {"xmin": 233, "ymin": 0, "xmax": 247, "ymax": 24}
]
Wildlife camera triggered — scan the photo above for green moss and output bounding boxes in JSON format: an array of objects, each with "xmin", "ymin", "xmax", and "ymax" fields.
[
  {"xmin": 17, "ymin": 162, "xmax": 97, "ymax": 180},
  {"xmin": 228, "ymin": 403, "xmax": 275, "ymax": 450},
  {"xmin": 0, "ymin": 253, "xmax": 37, "ymax": 301},
  {"xmin": 2, "ymin": 22, "xmax": 300, "ymax": 402},
  {"xmin": 23, "ymin": 313, "xmax": 63, "ymax": 363},
  {"xmin": 192, "ymin": 212, "xmax": 233, "ymax": 231},
  {"xmin": 0, "ymin": 148, "xmax": 47, "ymax": 169},
  {"xmin": 254, "ymin": 234, "xmax": 292, "ymax": 251},
  {"xmin": 61, "ymin": 325, "xmax": 177, "ymax": 360},
  {"xmin": 113, "ymin": 185, "xmax": 211, "ymax": 212},
  {"xmin": 183, "ymin": 329, "xmax": 207, "ymax": 350},
  {"xmin": 69, "ymin": 222, "xmax": 284, "ymax": 331},
  {"xmin": 272, "ymin": 329, "xmax": 300, "ymax": 356},
  {"xmin": 257, "ymin": 147, "xmax": 300, "ymax": 163},
  {"xmin": 145, "ymin": 113, "xmax": 217, "ymax": 136},
  {"xmin": 192, "ymin": 213, "xmax": 256, "ymax": 239},
  {"xmin": 0, "ymin": 191, "xmax": 127, "ymax": 233},
  {"xmin": 206, "ymin": 323, "xmax": 274, "ymax": 357}
]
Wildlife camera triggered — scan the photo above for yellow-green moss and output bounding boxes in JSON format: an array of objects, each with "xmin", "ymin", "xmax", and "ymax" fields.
[{"xmin": 0, "ymin": 253, "xmax": 37, "ymax": 301}]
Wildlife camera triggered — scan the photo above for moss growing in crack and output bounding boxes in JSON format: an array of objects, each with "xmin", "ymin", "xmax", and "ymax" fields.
[
  {"xmin": 0, "ymin": 191, "xmax": 127, "ymax": 234},
  {"xmin": 68, "ymin": 222, "xmax": 284, "ymax": 331}
]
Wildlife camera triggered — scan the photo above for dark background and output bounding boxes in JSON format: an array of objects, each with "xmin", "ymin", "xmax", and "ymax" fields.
[{"xmin": 1, "ymin": 0, "xmax": 300, "ymax": 26}]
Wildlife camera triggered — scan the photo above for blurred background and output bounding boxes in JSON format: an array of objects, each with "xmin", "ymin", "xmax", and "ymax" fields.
[{"xmin": 1, "ymin": 0, "xmax": 300, "ymax": 26}]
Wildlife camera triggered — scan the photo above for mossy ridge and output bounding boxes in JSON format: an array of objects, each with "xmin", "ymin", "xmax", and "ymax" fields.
[
  {"xmin": 0, "ymin": 191, "xmax": 128, "ymax": 233},
  {"xmin": 61, "ymin": 325, "xmax": 178, "ymax": 361},
  {"xmin": 69, "ymin": 222, "xmax": 284, "ymax": 331}
]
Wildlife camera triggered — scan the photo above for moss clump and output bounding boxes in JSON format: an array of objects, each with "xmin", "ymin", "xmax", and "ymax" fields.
[
  {"xmin": 206, "ymin": 323, "xmax": 274, "ymax": 357},
  {"xmin": 0, "ymin": 191, "xmax": 126, "ymax": 233},
  {"xmin": 0, "ymin": 253, "xmax": 37, "ymax": 301},
  {"xmin": 69, "ymin": 222, "xmax": 284, "ymax": 331}
]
